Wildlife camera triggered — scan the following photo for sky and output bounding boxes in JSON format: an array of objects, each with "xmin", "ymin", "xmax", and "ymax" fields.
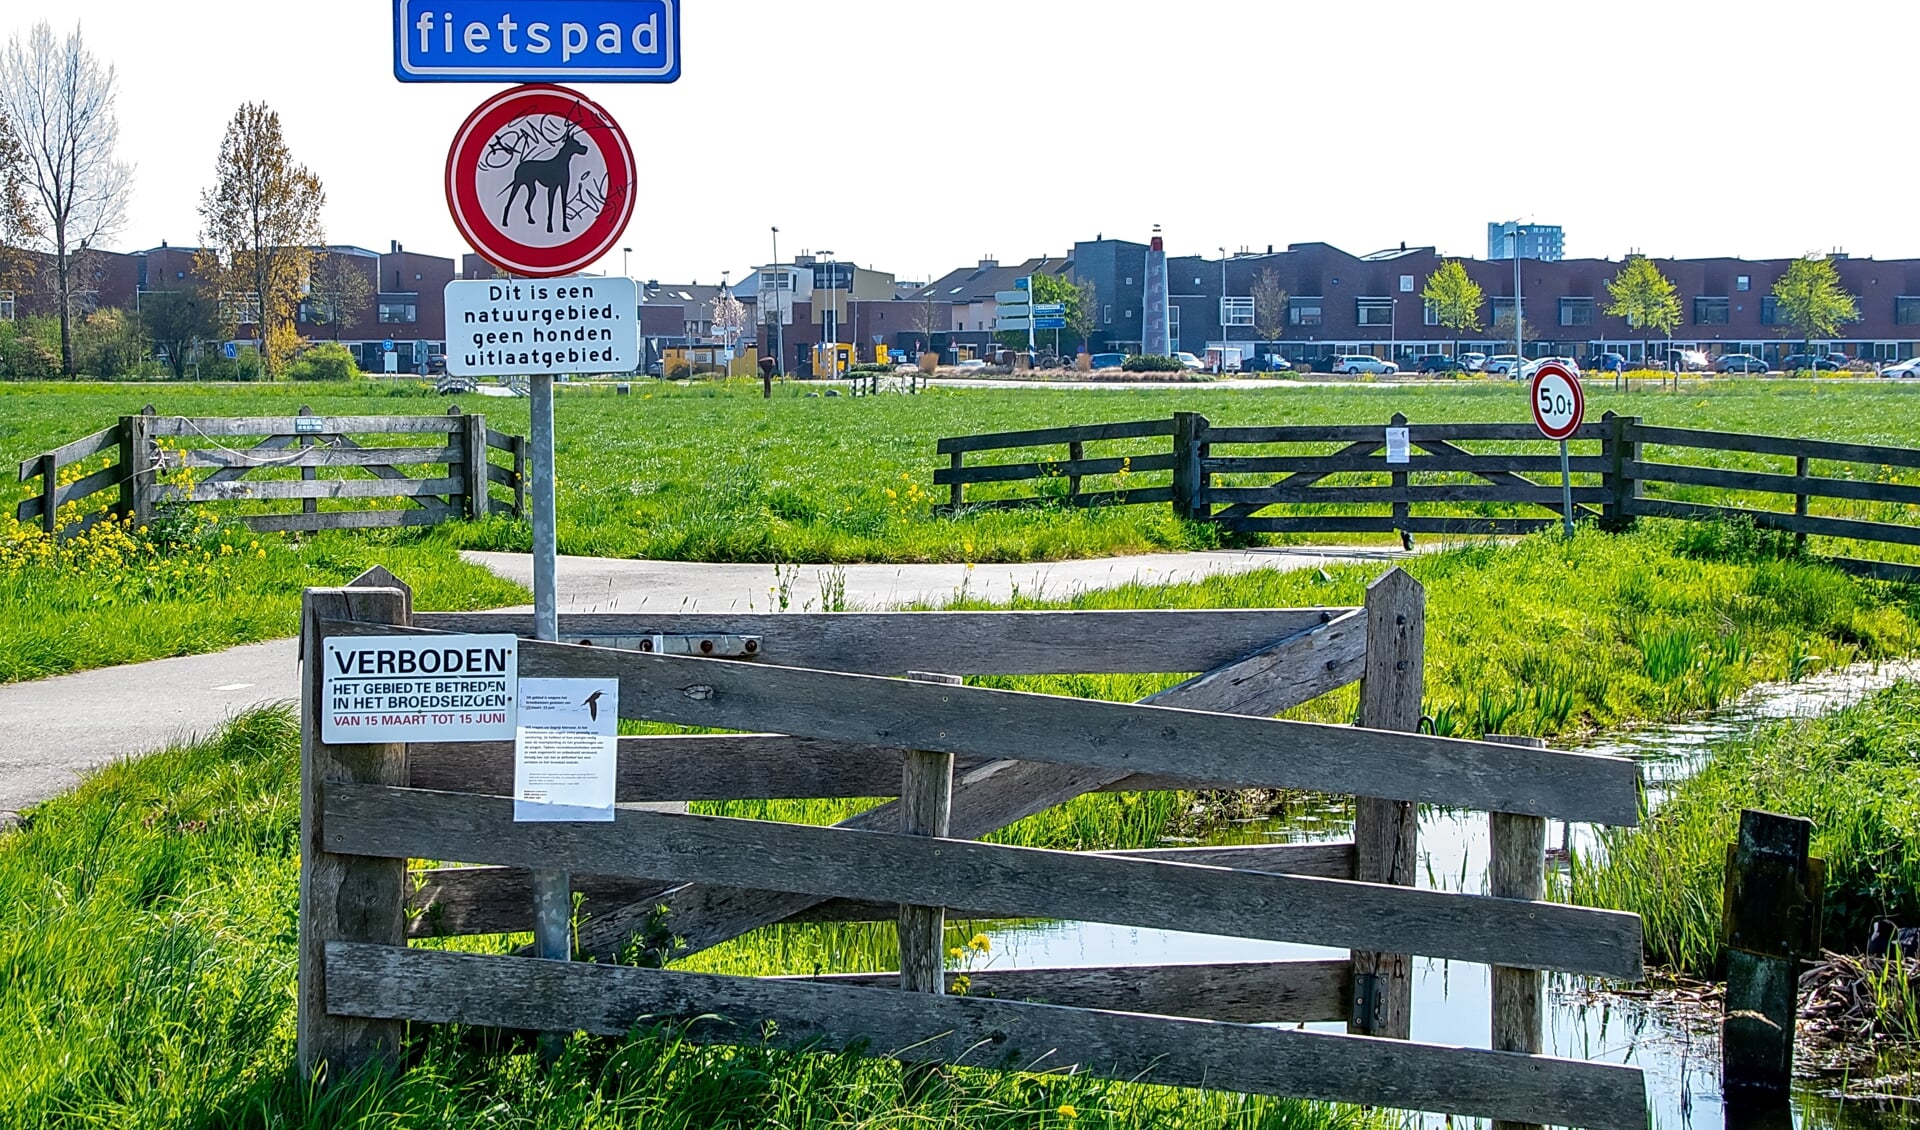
[{"xmin": 7, "ymin": 0, "xmax": 1917, "ymax": 283}]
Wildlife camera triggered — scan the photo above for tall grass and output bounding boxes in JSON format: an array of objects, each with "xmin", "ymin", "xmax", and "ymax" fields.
[
  {"xmin": 1571, "ymin": 681, "xmax": 1920, "ymax": 977},
  {"xmin": 0, "ymin": 709, "xmax": 1370, "ymax": 1129}
]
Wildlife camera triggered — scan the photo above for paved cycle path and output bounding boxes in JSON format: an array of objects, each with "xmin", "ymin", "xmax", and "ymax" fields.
[{"xmin": 0, "ymin": 545, "xmax": 1411, "ymax": 819}]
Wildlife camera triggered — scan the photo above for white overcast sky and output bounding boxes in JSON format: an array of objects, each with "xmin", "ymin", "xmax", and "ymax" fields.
[{"xmin": 9, "ymin": 0, "xmax": 1917, "ymax": 282}]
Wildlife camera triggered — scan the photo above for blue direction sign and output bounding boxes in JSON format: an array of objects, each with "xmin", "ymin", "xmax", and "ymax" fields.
[
  {"xmin": 1035, "ymin": 317, "xmax": 1067, "ymax": 330},
  {"xmin": 394, "ymin": 0, "xmax": 680, "ymax": 83},
  {"xmin": 222, "ymin": 342, "xmax": 238, "ymax": 360}
]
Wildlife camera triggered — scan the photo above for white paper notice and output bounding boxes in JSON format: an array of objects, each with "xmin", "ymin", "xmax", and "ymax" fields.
[
  {"xmin": 514, "ymin": 677, "xmax": 618, "ymax": 822},
  {"xmin": 1385, "ymin": 427, "xmax": 1411, "ymax": 465}
]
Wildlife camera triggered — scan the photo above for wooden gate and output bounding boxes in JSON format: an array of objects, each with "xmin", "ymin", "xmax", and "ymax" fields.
[
  {"xmin": 14, "ymin": 404, "xmax": 524, "ymax": 536},
  {"xmin": 299, "ymin": 569, "xmax": 1649, "ymax": 1129}
]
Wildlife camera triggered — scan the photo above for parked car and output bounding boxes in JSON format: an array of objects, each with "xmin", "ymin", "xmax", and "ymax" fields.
[
  {"xmin": 1088, "ymin": 352, "xmax": 1125, "ymax": 369},
  {"xmin": 1779, "ymin": 353, "xmax": 1842, "ymax": 372},
  {"xmin": 1670, "ymin": 348, "xmax": 1712, "ymax": 372},
  {"xmin": 1172, "ymin": 351, "xmax": 1206, "ymax": 371},
  {"xmin": 1883, "ymin": 357, "xmax": 1920, "ymax": 379},
  {"xmin": 1332, "ymin": 355, "xmax": 1399, "ymax": 376},
  {"xmin": 1458, "ymin": 352, "xmax": 1488, "ymax": 371},
  {"xmin": 1245, "ymin": 354, "xmax": 1292, "ymax": 372},
  {"xmin": 1519, "ymin": 357, "xmax": 1584, "ymax": 380},
  {"xmin": 1483, "ymin": 354, "xmax": 1523, "ymax": 376},
  {"xmin": 1715, "ymin": 352, "xmax": 1770, "ymax": 374},
  {"xmin": 1414, "ymin": 355, "xmax": 1468, "ymax": 374},
  {"xmin": 1589, "ymin": 352, "xmax": 1629, "ymax": 374}
]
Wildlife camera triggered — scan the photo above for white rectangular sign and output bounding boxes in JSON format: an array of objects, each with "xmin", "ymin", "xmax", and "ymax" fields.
[
  {"xmin": 444, "ymin": 276, "xmax": 637, "ymax": 377},
  {"xmin": 1385, "ymin": 427, "xmax": 1411, "ymax": 464},
  {"xmin": 320, "ymin": 634, "xmax": 518, "ymax": 743},
  {"xmin": 994, "ymin": 290, "xmax": 1031, "ymax": 305},
  {"xmin": 514, "ymin": 677, "xmax": 618, "ymax": 822}
]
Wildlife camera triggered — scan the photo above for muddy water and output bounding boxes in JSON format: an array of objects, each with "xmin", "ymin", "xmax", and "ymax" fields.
[{"xmin": 972, "ymin": 660, "xmax": 1920, "ymax": 1129}]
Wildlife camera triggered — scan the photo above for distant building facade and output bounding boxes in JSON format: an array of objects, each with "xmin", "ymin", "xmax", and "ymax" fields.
[{"xmin": 1488, "ymin": 222, "xmax": 1564, "ymax": 262}]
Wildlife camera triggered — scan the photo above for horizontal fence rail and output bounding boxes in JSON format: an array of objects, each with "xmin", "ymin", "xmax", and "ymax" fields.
[
  {"xmin": 14, "ymin": 405, "xmax": 524, "ymax": 535},
  {"xmin": 298, "ymin": 570, "xmax": 1647, "ymax": 1130},
  {"xmin": 932, "ymin": 411, "xmax": 1920, "ymax": 581}
]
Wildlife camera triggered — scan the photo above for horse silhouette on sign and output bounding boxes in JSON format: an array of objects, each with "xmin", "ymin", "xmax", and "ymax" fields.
[{"xmin": 500, "ymin": 129, "xmax": 589, "ymax": 234}]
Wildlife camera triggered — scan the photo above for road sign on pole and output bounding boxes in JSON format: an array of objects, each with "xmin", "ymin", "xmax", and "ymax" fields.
[
  {"xmin": 1529, "ymin": 360, "xmax": 1585, "ymax": 539},
  {"xmin": 444, "ymin": 276, "xmax": 637, "ymax": 376},
  {"xmin": 445, "ymin": 84, "xmax": 637, "ymax": 278},
  {"xmin": 393, "ymin": 0, "xmax": 681, "ymax": 83}
]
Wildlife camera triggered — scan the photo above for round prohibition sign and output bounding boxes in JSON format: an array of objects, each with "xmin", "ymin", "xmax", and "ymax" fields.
[
  {"xmin": 1529, "ymin": 361, "xmax": 1585, "ymax": 441},
  {"xmin": 445, "ymin": 84, "xmax": 636, "ymax": 278}
]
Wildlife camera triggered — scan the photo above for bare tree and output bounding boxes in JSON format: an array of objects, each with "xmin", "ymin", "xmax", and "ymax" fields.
[
  {"xmin": 711, "ymin": 290, "xmax": 750, "ymax": 349},
  {"xmin": 0, "ymin": 110, "xmax": 38, "ymax": 298},
  {"xmin": 1250, "ymin": 268, "xmax": 1289, "ymax": 341},
  {"xmin": 915, "ymin": 291, "xmax": 947, "ymax": 354},
  {"xmin": 197, "ymin": 102, "xmax": 325, "ymax": 377},
  {"xmin": 306, "ymin": 250, "xmax": 373, "ymax": 340},
  {"xmin": 0, "ymin": 21, "xmax": 132, "ymax": 375}
]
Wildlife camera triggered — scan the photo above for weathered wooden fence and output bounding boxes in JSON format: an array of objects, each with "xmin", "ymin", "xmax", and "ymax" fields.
[
  {"xmin": 935, "ymin": 412, "xmax": 1920, "ymax": 577},
  {"xmin": 15, "ymin": 405, "xmax": 524, "ymax": 535},
  {"xmin": 299, "ymin": 567, "xmax": 1650, "ymax": 1128}
]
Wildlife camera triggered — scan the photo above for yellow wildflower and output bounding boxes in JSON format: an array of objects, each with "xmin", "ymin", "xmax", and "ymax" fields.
[{"xmin": 1057, "ymin": 1104, "xmax": 1078, "ymax": 1120}]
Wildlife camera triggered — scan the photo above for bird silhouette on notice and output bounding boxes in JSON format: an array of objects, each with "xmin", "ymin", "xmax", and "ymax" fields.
[{"xmin": 581, "ymin": 690, "xmax": 605, "ymax": 721}]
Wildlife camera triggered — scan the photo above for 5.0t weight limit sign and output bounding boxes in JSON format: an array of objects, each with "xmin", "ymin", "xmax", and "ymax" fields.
[{"xmin": 1530, "ymin": 361, "xmax": 1585, "ymax": 441}]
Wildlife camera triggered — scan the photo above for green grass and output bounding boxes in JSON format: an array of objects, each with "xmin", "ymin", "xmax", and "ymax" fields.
[
  {"xmin": 1571, "ymin": 680, "xmax": 1920, "ymax": 979},
  {"xmin": 0, "ymin": 708, "xmax": 1371, "ymax": 1130}
]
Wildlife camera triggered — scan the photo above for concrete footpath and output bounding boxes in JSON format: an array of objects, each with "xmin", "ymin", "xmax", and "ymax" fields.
[{"xmin": 0, "ymin": 545, "xmax": 1410, "ymax": 818}]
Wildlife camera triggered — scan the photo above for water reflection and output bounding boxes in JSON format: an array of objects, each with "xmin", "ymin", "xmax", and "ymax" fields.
[{"xmin": 973, "ymin": 659, "xmax": 1920, "ymax": 1128}]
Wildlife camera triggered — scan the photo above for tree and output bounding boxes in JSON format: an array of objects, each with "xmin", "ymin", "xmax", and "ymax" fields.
[
  {"xmin": 1604, "ymin": 255, "xmax": 1681, "ymax": 364},
  {"xmin": 1770, "ymin": 255, "xmax": 1860, "ymax": 349},
  {"xmin": 197, "ymin": 102, "xmax": 324, "ymax": 378},
  {"xmin": 1250, "ymin": 268, "xmax": 1289, "ymax": 342},
  {"xmin": 913, "ymin": 289, "xmax": 947, "ymax": 356},
  {"xmin": 140, "ymin": 286, "xmax": 217, "ymax": 379},
  {"xmin": 1490, "ymin": 309, "xmax": 1537, "ymax": 352},
  {"xmin": 0, "ymin": 109, "xmax": 38, "ymax": 301},
  {"xmin": 710, "ymin": 290, "xmax": 750, "ymax": 349},
  {"xmin": 1420, "ymin": 260, "xmax": 1483, "ymax": 357},
  {"xmin": 0, "ymin": 21, "xmax": 131, "ymax": 376},
  {"xmin": 1030, "ymin": 273, "xmax": 1094, "ymax": 356},
  {"xmin": 305, "ymin": 250, "xmax": 372, "ymax": 340}
]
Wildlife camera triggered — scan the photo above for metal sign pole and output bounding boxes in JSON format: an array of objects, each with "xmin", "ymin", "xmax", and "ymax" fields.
[
  {"xmin": 1559, "ymin": 438, "xmax": 1575, "ymax": 541},
  {"xmin": 527, "ymin": 372, "xmax": 569, "ymax": 962}
]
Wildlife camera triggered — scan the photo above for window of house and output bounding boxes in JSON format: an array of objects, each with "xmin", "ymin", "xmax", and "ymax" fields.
[
  {"xmin": 1400, "ymin": 275, "xmax": 1415, "ymax": 293},
  {"xmin": 378, "ymin": 302, "xmax": 418, "ymax": 324},
  {"xmin": 1124, "ymin": 277, "xmax": 1133, "ymax": 285},
  {"xmin": 1761, "ymin": 296, "xmax": 1789, "ymax": 325},
  {"xmin": 1490, "ymin": 297, "xmax": 1517, "ymax": 322},
  {"xmin": 220, "ymin": 291, "xmax": 262, "ymax": 325},
  {"xmin": 1693, "ymin": 296, "xmax": 1729, "ymax": 325},
  {"xmin": 1220, "ymin": 296, "xmax": 1254, "ymax": 327},
  {"xmin": 1125, "ymin": 308, "xmax": 1134, "ymax": 318},
  {"xmin": 1423, "ymin": 299, "xmax": 1439, "ymax": 326},
  {"xmin": 1356, "ymin": 298, "xmax": 1394, "ymax": 326},
  {"xmin": 1896, "ymin": 297, "xmax": 1920, "ymax": 325},
  {"xmin": 0, "ymin": 290, "xmax": 12, "ymax": 321},
  {"xmin": 1559, "ymin": 297, "xmax": 1594, "ymax": 326},
  {"xmin": 1290, "ymin": 301, "xmax": 1323, "ymax": 328},
  {"xmin": 1102, "ymin": 304, "xmax": 1112, "ymax": 324},
  {"xmin": 1736, "ymin": 275, "xmax": 1751, "ymax": 292}
]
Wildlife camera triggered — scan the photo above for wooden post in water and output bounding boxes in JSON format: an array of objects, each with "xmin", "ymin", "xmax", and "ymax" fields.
[
  {"xmin": 1722, "ymin": 809, "xmax": 1822, "ymax": 1109},
  {"xmin": 1349, "ymin": 567, "xmax": 1424, "ymax": 1040},
  {"xmin": 1484, "ymin": 733, "xmax": 1549, "ymax": 1130},
  {"xmin": 898, "ymin": 670, "xmax": 962, "ymax": 995},
  {"xmin": 296, "ymin": 583, "xmax": 411, "ymax": 1085}
]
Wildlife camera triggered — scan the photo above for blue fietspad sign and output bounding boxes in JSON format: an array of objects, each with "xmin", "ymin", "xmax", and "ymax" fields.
[{"xmin": 394, "ymin": 0, "xmax": 679, "ymax": 83}]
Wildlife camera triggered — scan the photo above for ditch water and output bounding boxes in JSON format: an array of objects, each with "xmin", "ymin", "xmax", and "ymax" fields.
[{"xmin": 974, "ymin": 659, "xmax": 1920, "ymax": 1129}]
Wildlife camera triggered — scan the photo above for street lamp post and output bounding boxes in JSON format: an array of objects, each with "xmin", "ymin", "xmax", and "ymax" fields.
[
  {"xmin": 770, "ymin": 227, "xmax": 784, "ymax": 377},
  {"xmin": 1390, "ymin": 297, "xmax": 1397, "ymax": 368},
  {"xmin": 1509, "ymin": 223, "xmax": 1527, "ymax": 367}
]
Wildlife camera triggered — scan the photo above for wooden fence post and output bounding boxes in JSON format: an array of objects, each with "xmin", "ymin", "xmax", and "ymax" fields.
[
  {"xmin": 1603, "ymin": 413, "xmax": 1641, "ymax": 531},
  {"xmin": 1067, "ymin": 440, "xmax": 1084, "ymax": 500},
  {"xmin": 1172, "ymin": 412, "xmax": 1209, "ymax": 521},
  {"xmin": 1793, "ymin": 454, "xmax": 1810, "ymax": 551},
  {"xmin": 458, "ymin": 408, "xmax": 489, "ymax": 520},
  {"xmin": 1349, "ymin": 567, "xmax": 1424, "ymax": 1040},
  {"xmin": 36, "ymin": 452, "xmax": 57, "ymax": 535},
  {"xmin": 1485, "ymin": 733, "xmax": 1548, "ymax": 1130},
  {"xmin": 1722, "ymin": 809, "xmax": 1822, "ymax": 1107},
  {"xmin": 1389, "ymin": 412, "xmax": 1410, "ymax": 540},
  {"xmin": 898, "ymin": 672, "xmax": 962, "ymax": 996},
  {"xmin": 948, "ymin": 450, "xmax": 965, "ymax": 511},
  {"xmin": 299, "ymin": 405, "xmax": 318, "ymax": 516},
  {"xmin": 118, "ymin": 407, "xmax": 156, "ymax": 529},
  {"xmin": 297, "ymin": 584, "xmax": 411, "ymax": 1085}
]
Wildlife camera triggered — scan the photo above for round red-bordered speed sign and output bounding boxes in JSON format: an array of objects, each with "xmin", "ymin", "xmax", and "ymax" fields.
[
  {"xmin": 445, "ymin": 84, "xmax": 636, "ymax": 278},
  {"xmin": 1529, "ymin": 361, "xmax": 1585, "ymax": 441}
]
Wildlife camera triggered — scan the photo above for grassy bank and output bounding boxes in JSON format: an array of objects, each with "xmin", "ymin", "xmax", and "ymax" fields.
[
  {"xmin": 0, "ymin": 708, "xmax": 1368, "ymax": 1129},
  {"xmin": 1571, "ymin": 680, "xmax": 1920, "ymax": 978},
  {"xmin": 9, "ymin": 378, "xmax": 1920, "ymax": 565}
]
